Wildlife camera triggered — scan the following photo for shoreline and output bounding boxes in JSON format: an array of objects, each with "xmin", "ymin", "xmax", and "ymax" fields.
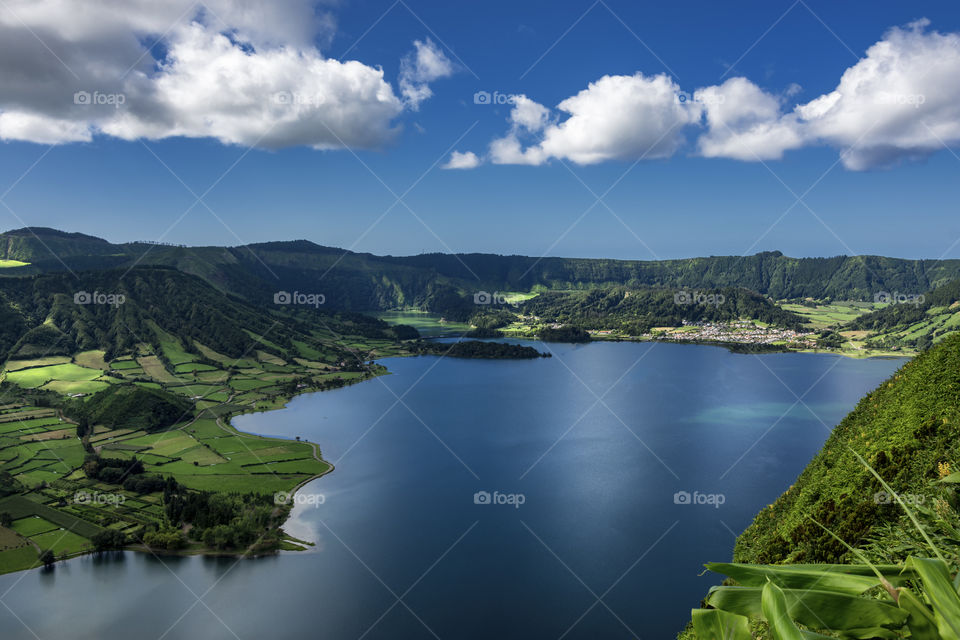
[
  {"xmin": 482, "ymin": 330, "xmax": 917, "ymax": 359},
  {"xmin": 0, "ymin": 369, "xmax": 382, "ymax": 575}
]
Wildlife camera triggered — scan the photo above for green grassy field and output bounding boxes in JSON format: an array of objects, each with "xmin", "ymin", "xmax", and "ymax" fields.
[
  {"xmin": 4, "ymin": 357, "xmax": 72, "ymax": 371},
  {"xmin": 3, "ymin": 363, "xmax": 105, "ymax": 389},
  {"xmin": 779, "ymin": 301, "xmax": 880, "ymax": 329},
  {"xmin": 74, "ymin": 350, "xmax": 108, "ymax": 370},
  {"xmin": 148, "ymin": 321, "xmax": 198, "ymax": 366},
  {"xmin": 0, "ymin": 546, "xmax": 38, "ymax": 574},
  {"xmin": 11, "ymin": 516, "xmax": 60, "ymax": 537},
  {"xmin": 136, "ymin": 355, "xmax": 181, "ymax": 383},
  {"xmin": 375, "ymin": 311, "xmax": 472, "ymax": 336}
]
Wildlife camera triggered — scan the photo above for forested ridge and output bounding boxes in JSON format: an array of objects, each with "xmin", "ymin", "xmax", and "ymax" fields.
[{"xmin": 5, "ymin": 228, "xmax": 960, "ymax": 315}]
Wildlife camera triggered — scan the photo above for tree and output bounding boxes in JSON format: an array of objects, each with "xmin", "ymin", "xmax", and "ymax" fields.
[
  {"xmin": 39, "ymin": 549, "xmax": 56, "ymax": 568},
  {"xmin": 91, "ymin": 529, "xmax": 127, "ymax": 551},
  {"xmin": 0, "ymin": 512, "xmax": 11, "ymax": 528}
]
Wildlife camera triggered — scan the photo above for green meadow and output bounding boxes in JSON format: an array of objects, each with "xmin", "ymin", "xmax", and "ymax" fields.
[{"xmin": 0, "ymin": 318, "xmax": 395, "ymax": 573}]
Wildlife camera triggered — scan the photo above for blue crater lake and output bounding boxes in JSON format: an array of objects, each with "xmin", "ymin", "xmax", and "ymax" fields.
[{"xmin": 0, "ymin": 342, "xmax": 905, "ymax": 639}]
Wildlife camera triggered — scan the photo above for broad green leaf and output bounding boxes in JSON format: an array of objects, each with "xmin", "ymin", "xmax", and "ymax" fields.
[
  {"xmin": 939, "ymin": 471, "xmax": 960, "ymax": 484},
  {"xmin": 707, "ymin": 586, "xmax": 909, "ymax": 634},
  {"xmin": 762, "ymin": 582, "xmax": 805, "ymax": 640},
  {"xmin": 705, "ymin": 562, "xmax": 916, "ymax": 594},
  {"xmin": 898, "ymin": 587, "xmax": 942, "ymax": 640},
  {"xmin": 906, "ymin": 557, "xmax": 960, "ymax": 640},
  {"xmin": 691, "ymin": 608, "xmax": 752, "ymax": 640}
]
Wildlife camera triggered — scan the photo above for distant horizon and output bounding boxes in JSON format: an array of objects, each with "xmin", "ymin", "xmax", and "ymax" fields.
[{"xmin": 4, "ymin": 225, "xmax": 960, "ymax": 263}]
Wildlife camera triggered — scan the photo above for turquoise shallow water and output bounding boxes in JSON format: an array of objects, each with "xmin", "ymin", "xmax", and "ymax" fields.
[{"xmin": 0, "ymin": 342, "xmax": 905, "ymax": 639}]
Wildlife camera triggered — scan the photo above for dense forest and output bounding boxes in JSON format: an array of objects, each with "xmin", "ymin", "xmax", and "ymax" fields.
[
  {"xmin": 71, "ymin": 386, "xmax": 192, "ymax": 433},
  {"xmin": 518, "ymin": 286, "xmax": 805, "ymax": 333},
  {"xmin": 410, "ymin": 340, "xmax": 548, "ymax": 359}
]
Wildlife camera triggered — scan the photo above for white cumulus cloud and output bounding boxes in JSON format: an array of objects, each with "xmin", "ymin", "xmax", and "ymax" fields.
[
  {"xmin": 796, "ymin": 19, "xmax": 960, "ymax": 169},
  {"xmin": 466, "ymin": 19, "xmax": 960, "ymax": 171},
  {"xmin": 697, "ymin": 20, "xmax": 960, "ymax": 169},
  {"xmin": 486, "ymin": 74, "xmax": 701, "ymax": 167},
  {"xmin": 442, "ymin": 150, "xmax": 480, "ymax": 169},
  {"xmin": 0, "ymin": 0, "xmax": 452, "ymax": 149},
  {"xmin": 695, "ymin": 78, "xmax": 805, "ymax": 161}
]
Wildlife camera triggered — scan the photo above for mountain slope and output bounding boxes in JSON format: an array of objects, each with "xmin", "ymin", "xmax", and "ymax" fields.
[
  {"xmin": 848, "ymin": 279, "xmax": 960, "ymax": 351},
  {"xmin": 0, "ymin": 266, "xmax": 408, "ymax": 365},
  {"xmin": 1, "ymin": 227, "xmax": 118, "ymax": 263},
  {"xmin": 734, "ymin": 333, "xmax": 960, "ymax": 564}
]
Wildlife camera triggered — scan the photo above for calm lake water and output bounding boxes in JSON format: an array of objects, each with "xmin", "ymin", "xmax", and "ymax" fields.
[{"xmin": 0, "ymin": 342, "xmax": 905, "ymax": 639}]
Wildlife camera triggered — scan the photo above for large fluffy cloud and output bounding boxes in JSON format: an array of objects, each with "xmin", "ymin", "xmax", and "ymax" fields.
[
  {"xmin": 0, "ymin": 0, "xmax": 452, "ymax": 148},
  {"xmin": 695, "ymin": 78, "xmax": 804, "ymax": 161},
  {"xmin": 481, "ymin": 74, "xmax": 701, "ymax": 167},
  {"xmin": 453, "ymin": 20, "xmax": 960, "ymax": 171},
  {"xmin": 796, "ymin": 19, "xmax": 960, "ymax": 169}
]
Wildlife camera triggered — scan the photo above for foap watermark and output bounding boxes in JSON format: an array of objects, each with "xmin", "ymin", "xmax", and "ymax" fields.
[
  {"xmin": 74, "ymin": 490, "xmax": 125, "ymax": 506},
  {"xmin": 474, "ymin": 490, "xmax": 526, "ymax": 509},
  {"xmin": 874, "ymin": 291, "xmax": 925, "ymax": 307},
  {"xmin": 272, "ymin": 91, "xmax": 325, "ymax": 107},
  {"xmin": 674, "ymin": 290, "xmax": 725, "ymax": 307},
  {"xmin": 874, "ymin": 92, "xmax": 925, "ymax": 108},
  {"xmin": 674, "ymin": 490, "xmax": 726, "ymax": 508},
  {"xmin": 274, "ymin": 491, "xmax": 326, "ymax": 507},
  {"xmin": 74, "ymin": 291, "xmax": 125, "ymax": 307},
  {"xmin": 473, "ymin": 90, "xmax": 520, "ymax": 105},
  {"xmin": 675, "ymin": 90, "xmax": 725, "ymax": 106},
  {"xmin": 274, "ymin": 291, "xmax": 325, "ymax": 308},
  {"xmin": 73, "ymin": 90, "xmax": 126, "ymax": 108},
  {"xmin": 874, "ymin": 491, "xmax": 925, "ymax": 506},
  {"xmin": 473, "ymin": 290, "xmax": 514, "ymax": 306}
]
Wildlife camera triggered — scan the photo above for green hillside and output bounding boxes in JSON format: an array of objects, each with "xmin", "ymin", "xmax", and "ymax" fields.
[
  {"xmin": 0, "ymin": 266, "xmax": 410, "ymax": 365},
  {"xmin": 516, "ymin": 286, "xmax": 805, "ymax": 333},
  {"xmin": 680, "ymin": 326, "xmax": 960, "ymax": 640},
  {"xmin": 849, "ymin": 279, "xmax": 960, "ymax": 351},
  {"xmin": 734, "ymin": 333, "xmax": 960, "ymax": 565},
  {"xmin": 75, "ymin": 385, "xmax": 192, "ymax": 432}
]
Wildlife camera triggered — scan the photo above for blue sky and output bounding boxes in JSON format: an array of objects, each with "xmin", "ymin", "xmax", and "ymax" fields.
[{"xmin": 0, "ymin": 0, "xmax": 959, "ymax": 260}]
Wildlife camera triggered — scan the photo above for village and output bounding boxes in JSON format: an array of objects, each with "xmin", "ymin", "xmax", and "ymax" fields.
[
  {"xmin": 587, "ymin": 320, "xmax": 817, "ymax": 348},
  {"xmin": 651, "ymin": 320, "xmax": 817, "ymax": 348}
]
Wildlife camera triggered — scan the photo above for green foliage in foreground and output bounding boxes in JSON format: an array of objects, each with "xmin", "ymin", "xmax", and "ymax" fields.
[
  {"xmin": 688, "ymin": 558, "xmax": 959, "ymax": 639},
  {"xmin": 679, "ymin": 333, "xmax": 960, "ymax": 639},
  {"xmin": 686, "ymin": 464, "xmax": 960, "ymax": 639}
]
